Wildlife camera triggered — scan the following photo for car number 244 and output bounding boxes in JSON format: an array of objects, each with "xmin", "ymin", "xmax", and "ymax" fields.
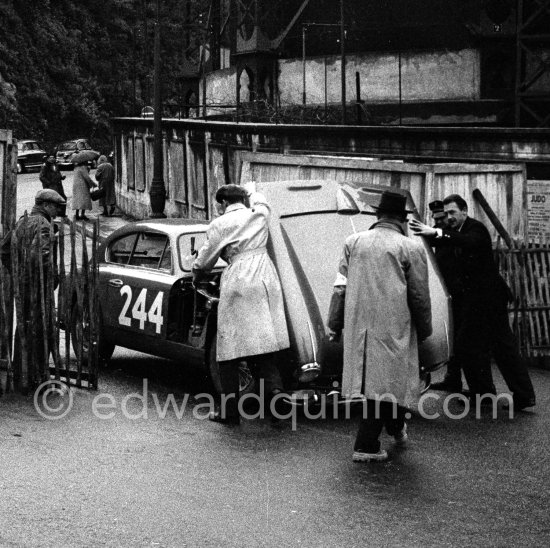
[{"xmin": 118, "ymin": 285, "xmax": 164, "ymax": 334}]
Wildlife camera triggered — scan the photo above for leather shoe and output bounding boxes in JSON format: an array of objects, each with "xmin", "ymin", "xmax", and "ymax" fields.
[
  {"xmin": 430, "ymin": 380, "xmax": 463, "ymax": 393},
  {"xmin": 503, "ymin": 397, "xmax": 536, "ymax": 412},
  {"xmin": 208, "ymin": 410, "xmax": 240, "ymax": 425}
]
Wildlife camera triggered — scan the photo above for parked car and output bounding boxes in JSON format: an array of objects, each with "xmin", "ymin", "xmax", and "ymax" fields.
[
  {"xmin": 55, "ymin": 138, "xmax": 100, "ymax": 169},
  {"xmin": 16, "ymin": 139, "xmax": 47, "ymax": 173},
  {"xmin": 70, "ymin": 183, "xmax": 452, "ymax": 400}
]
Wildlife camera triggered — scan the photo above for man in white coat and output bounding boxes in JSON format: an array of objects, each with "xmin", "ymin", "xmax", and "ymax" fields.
[
  {"xmin": 193, "ymin": 184, "xmax": 290, "ymax": 424},
  {"xmin": 328, "ymin": 190, "xmax": 432, "ymax": 462}
]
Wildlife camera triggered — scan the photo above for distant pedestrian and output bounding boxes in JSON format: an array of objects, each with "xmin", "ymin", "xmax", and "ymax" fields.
[
  {"xmin": 95, "ymin": 154, "xmax": 116, "ymax": 216},
  {"xmin": 39, "ymin": 155, "xmax": 67, "ymax": 218},
  {"xmin": 328, "ymin": 190, "xmax": 432, "ymax": 462},
  {"xmin": 72, "ymin": 162, "xmax": 95, "ymax": 221},
  {"xmin": 410, "ymin": 194, "xmax": 535, "ymax": 411}
]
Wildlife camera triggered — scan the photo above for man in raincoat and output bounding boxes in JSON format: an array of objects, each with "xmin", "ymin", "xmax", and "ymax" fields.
[
  {"xmin": 328, "ymin": 190, "xmax": 432, "ymax": 462},
  {"xmin": 192, "ymin": 184, "xmax": 290, "ymax": 424}
]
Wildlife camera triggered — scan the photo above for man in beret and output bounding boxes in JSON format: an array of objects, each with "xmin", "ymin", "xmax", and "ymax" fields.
[
  {"xmin": 11, "ymin": 189, "xmax": 65, "ymax": 387},
  {"xmin": 328, "ymin": 190, "xmax": 432, "ymax": 462},
  {"xmin": 192, "ymin": 184, "xmax": 290, "ymax": 425}
]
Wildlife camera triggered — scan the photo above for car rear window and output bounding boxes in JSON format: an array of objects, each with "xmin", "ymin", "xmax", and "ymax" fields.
[
  {"xmin": 107, "ymin": 232, "xmax": 171, "ymax": 272},
  {"xmin": 59, "ymin": 141, "xmax": 76, "ymax": 150}
]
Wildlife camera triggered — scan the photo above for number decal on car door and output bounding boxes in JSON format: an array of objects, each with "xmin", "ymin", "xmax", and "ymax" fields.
[{"xmin": 118, "ymin": 285, "xmax": 164, "ymax": 333}]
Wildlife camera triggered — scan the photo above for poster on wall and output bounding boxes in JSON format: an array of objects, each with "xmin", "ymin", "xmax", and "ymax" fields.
[{"xmin": 527, "ymin": 180, "xmax": 550, "ymax": 243}]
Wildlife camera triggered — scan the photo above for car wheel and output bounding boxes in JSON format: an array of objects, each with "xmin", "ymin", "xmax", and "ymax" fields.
[
  {"xmin": 71, "ymin": 300, "xmax": 115, "ymax": 364},
  {"xmin": 16, "ymin": 161, "xmax": 24, "ymax": 174},
  {"xmin": 208, "ymin": 337, "xmax": 255, "ymax": 397}
]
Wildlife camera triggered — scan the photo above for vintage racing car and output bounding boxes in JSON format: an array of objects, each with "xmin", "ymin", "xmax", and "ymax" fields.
[{"xmin": 79, "ymin": 182, "xmax": 452, "ymax": 398}]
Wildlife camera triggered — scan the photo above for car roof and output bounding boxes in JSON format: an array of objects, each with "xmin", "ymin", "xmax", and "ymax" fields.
[{"xmin": 108, "ymin": 218, "xmax": 210, "ymax": 239}]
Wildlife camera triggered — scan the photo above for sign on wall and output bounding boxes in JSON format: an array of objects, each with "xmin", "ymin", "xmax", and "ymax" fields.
[{"xmin": 527, "ymin": 180, "xmax": 550, "ymax": 243}]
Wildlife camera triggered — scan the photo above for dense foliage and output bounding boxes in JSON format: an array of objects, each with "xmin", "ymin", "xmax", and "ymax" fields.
[{"xmin": 0, "ymin": 0, "xmax": 197, "ymax": 153}]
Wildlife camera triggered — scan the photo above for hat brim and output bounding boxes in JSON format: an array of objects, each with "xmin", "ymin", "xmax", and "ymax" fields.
[{"xmin": 372, "ymin": 205, "xmax": 413, "ymax": 214}]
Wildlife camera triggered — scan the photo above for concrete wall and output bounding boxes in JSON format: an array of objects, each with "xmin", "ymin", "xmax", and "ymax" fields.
[
  {"xmin": 278, "ymin": 48, "xmax": 480, "ymax": 105},
  {"xmin": 201, "ymin": 67, "xmax": 237, "ymax": 116}
]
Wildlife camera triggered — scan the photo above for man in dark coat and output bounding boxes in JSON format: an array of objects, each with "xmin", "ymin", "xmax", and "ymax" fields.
[
  {"xmin": 12, "ymin": 189, "xmax": 65, "ymax": 389},
  {"xmin": 410, "ymin": 194, "xmax": 535, "ymax": 411},
  {"xmin": 39, "ymin": 155, "xmax": 67, "ymax": 217}
]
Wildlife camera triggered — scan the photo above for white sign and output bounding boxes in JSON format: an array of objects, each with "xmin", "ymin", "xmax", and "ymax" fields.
[{"xmin": 527, "ymin": 180, "xmax": 550, "ymax": 243}]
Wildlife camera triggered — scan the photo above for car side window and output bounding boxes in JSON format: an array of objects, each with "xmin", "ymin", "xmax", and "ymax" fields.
[
  {"xmin": 178, "ymin": 233, "xmax": 227, "ymax": 272},
  {"xmin": 107, "ymin": 234, "xmax": 137, "ymax": 265},
  {"xmin": 130, "ymin": 233, "xmax": 171, "ymax": 271}
]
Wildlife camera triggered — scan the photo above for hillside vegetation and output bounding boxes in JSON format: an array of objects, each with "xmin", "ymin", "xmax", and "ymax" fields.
[{"xmin": 0, "ymin": 0, "xmax": 191, "ymax": 153}]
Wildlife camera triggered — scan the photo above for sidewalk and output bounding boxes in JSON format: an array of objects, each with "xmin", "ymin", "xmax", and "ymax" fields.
[{"xmin": 79, "ymin": 201, "xmax": 133, "ymax": 242}]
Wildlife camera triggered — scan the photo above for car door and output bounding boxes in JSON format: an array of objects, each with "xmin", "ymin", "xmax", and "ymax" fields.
[{"xmin": 98, "ymin": 230, "xmax": 177, "ymax": 353}]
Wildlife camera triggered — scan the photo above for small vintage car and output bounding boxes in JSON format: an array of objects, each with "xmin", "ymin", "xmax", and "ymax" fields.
[
  {"xmin": 55, "ymin": 138, "xmax": 100, "ymax": 169},
  {"xmin": 16, "ymin": 139, "xmax": 47, "ymax": 173},
  {"xmin": 80, "ymin": 182, "xmax": 452, "ymax": 397}
]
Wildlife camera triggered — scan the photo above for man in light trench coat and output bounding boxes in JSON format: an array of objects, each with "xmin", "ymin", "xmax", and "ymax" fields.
[
  {"xmin": 328, "ymin": 190, "xmax": 432, "ymax": 462},
  {"xmin": 192, "ymin": 184, "xmax": 290, "ymax": 425}
]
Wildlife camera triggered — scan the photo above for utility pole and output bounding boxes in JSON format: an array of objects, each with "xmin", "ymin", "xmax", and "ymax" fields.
[
  {"xmin": 150, "ymin": 0, "xmax": 166, "ymax": 218},
  {"xmin": 340, "ymin": 0, "xmax": 346, "ymax": 124}
]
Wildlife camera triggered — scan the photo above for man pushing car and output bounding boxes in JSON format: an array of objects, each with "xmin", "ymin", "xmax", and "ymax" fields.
[{"xmin": 192, "ymin": 183, "xmax": 290, "ymax": 425}]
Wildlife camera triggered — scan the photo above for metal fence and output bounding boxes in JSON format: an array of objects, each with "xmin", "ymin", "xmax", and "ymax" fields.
[{"xmin": 0, "ymin": 217, "xmax": 99, "ymax": 395}]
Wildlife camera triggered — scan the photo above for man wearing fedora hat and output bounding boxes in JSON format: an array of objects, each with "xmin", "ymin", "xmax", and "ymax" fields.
[{"xmin": 328, "ymin": 190, "xmax": 432, "ymax": 462}]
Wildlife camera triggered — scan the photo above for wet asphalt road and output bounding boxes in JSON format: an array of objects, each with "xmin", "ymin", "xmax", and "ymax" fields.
[
  {"xmin": 1, "ymin": 170, "xmax": 549, "ymax": 547},
  {"xmin": 1, "ymin": 354, "xmax": 549, "ymax": 547}
]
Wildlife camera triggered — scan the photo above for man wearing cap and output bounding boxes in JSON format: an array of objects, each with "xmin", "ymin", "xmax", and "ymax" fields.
[
  {"xmin": 12, "ymin": 189, "xmax": 65, "ymax": 386},
  {"xmin": 410, "ymin": 194, "xmax": 535, "ymax": 411},
  {"xmin": 328, "ymin": 190, "xmax": 432, "ymax": 462},
  {"xmin": 192, "ymin": 184, "xmax": 290, "ymax": 425},
  {"xmin": 429, "ymin": 200, "xmax": 447, "ymax": 230}
]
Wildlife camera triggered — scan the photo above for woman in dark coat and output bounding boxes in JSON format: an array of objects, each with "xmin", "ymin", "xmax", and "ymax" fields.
[
  {"xmin": 39, "ymin": 155, "xmax": 67, "ymax": 217},
  {"xmin": 95, "ymin": 155, "xmax": 116, "ymax": 216}
]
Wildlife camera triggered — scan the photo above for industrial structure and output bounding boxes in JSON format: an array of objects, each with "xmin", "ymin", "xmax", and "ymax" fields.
[{"xmin": 175, "ymin": 0, "xmax": 550, "ymax": 127}]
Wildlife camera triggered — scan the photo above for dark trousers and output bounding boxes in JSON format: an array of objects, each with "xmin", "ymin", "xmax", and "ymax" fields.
[
  {"xmin": 446, "ymin": 294, "xmax": 535, "ymax": 401},
  {"xmin": 354, "ymin": 400, "xmax": 406, "ymax": 453},
  {"xmin": 450, "ymin": 294, "xmax": 495, "ymax": 397},
  {"xmin": 217, "ymin": 352, "xmax": 284, "ymax": 419},
  {"xmin": 489, "ymin": 299, "xmax": 535, "ymax": 403}
]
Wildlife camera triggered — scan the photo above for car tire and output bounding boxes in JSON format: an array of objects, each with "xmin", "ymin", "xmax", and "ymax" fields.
[
  {"xmin": 207, "ymin": 337, "xmax": 255, "ymax": 397},
  {"xmin": 17, "ymin": 161, "xmax": 25, "ymax": 174},
  {"xmin": 71, "ymin": 300, "xmax": 115, "ymax": 364}
]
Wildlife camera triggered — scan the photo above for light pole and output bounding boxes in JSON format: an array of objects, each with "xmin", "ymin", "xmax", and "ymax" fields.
[{"xmin": 150, "ymin": 0, "xmax": 166, "ymax": 218}]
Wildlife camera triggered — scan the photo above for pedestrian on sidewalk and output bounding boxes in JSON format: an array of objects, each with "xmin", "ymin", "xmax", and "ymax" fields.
[
  {"xmin": 192, "ymin": 184, "xmax": 290, "ymax": 425},
  {"xmin": 410, "ymin": 194, "xmax": 535, "ymax": 411},
  {"xmin": 328, "ymin": 190, "xmax": 432, "ymax": 462},
  {"xmin": 72, "ymin": 162, "xmax": 96, "ymax": 221},
  {"xmin": 95, "ymin": 155, "xmax": 116, "ymax": 216},
  {"xmin": 39, "ymin": 154, "xmax": 67, "ymax": 218}
]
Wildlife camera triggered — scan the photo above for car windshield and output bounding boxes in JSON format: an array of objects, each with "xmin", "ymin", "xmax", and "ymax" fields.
[{"xmin": 19, "ymin": 141, "xmax": 41, "ymax": 151}]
